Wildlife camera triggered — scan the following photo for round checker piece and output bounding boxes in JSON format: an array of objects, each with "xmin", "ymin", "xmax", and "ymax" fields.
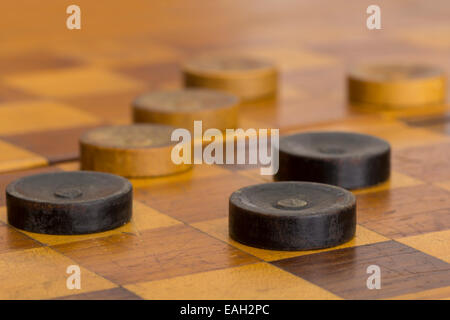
[
  {"xmin": 182, "ymin": 55, "xmax": 278, "ymax": 102},
  {"xmin": 229, "ymin": 181, "xmax": 356, "ymax": 251},
  {"xmin": 6, "ymin": 171, "xmax": 132, "ymax": 235},
  {"xmin": 275, "ymin": 131, "xmax": 391, "ymax": 190},
  {"xmin": 80, "ymin": 124, "xmax": 192, "ymax": 178},
  {"xmin": 133, "ymin": 89, "xmax": 239, "ymax": 132},
  {"xmin": 348, "ymin": 63, "xmax": 446, "ymax": 109}
]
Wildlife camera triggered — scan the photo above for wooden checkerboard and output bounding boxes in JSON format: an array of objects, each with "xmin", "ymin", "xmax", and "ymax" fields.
[{"xmin": 0, "ymin": 0, "xmax": 449, "ymax": 300}]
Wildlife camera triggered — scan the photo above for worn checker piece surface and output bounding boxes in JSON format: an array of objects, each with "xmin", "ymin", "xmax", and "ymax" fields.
[{"xmin": 0, "ymin": 1, "xmax": 450, "ymax": 300}]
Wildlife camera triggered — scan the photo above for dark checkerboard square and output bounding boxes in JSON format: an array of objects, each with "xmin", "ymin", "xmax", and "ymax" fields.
[
  {"xmin": 1, "ymin": 125, "xmax": 100, "ymax": 164},
  {"xmin": 53, "ymin": 224, "xmax": 258, "ymax": 285},
  {"xmin": 272, "ymin": 240, "xmax": 450, "ymax": 299},
  {"xmin": 356, "ymin": 184, "xmax": 450, "ymax": 238},
  {"xmin": 393, "ymin": 143, "xmax": 450, "ymax": 183},
  {"xmin": 0, "ymin": 84, "xmax": 36, "ymax": 104}
]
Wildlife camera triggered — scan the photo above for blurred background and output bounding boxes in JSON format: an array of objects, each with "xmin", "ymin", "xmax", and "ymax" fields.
[{"xmin": 0, "ymin": 0, "xmax": 449, "ymax": 132}]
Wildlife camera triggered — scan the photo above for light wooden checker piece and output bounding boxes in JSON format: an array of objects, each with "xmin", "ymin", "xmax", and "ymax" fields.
[
  {"xmin": 182, "ymin": 55, "xmax": 278, "ymax": 102},
  {"xmin": 133, "ymin": 88, "xmax": 239, "ymax": 132},
  {"xmin": 348, "ymin": 64, "xmax": 446, "ymax": 109},
  {"xmin": 80, "ymin": 124, "xmax": 192, "ymax": 178}
]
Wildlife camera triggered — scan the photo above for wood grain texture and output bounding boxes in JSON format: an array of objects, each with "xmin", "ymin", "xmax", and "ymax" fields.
[
  {"xmin": 356, "ymin": 184, "xmax": 450, "ymax": 238},
  {"xmin": 272, "ymin": 241, "xmax": 450, "ymax": 299},
  {"xmin": 126, "ymin": 262, "xmax": 340, "ymax": 300},
  {"xmin": 0, "ymin": 51, "xmax": 82, "ymax": 75},
  {"xmin": 135, "ymin": 170, "xmax": 260, "ymax": 223},
  {"xmin": 0, "ymin": 224, "xmax": 41, "ymax": 254},
  {"xmin": 53, "ymin": 224, "xmax": 259, "ymax": 285},
  {"xmin": 133, "ymin": 89, "xmax": 239, "ymax": 133}
]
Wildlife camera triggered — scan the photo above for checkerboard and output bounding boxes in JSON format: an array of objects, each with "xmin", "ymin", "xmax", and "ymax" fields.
[{"xmin": 0, "ymin": 0, "xmax": 449, "ymax": 300}]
